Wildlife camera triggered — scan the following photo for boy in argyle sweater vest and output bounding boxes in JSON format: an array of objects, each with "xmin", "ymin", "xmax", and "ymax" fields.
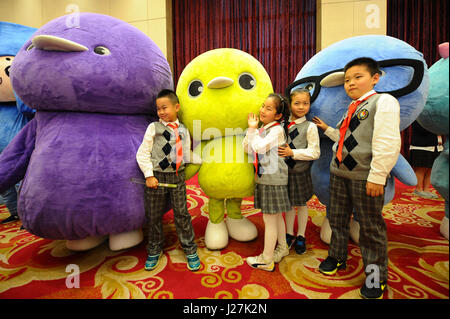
[
  {"xmin": 136, "ymin": 89, "xmax": 200, "ymax": 272},
  {"xmin": 312, "ymin": 58, "xmax": 401, "ymax": 299}
]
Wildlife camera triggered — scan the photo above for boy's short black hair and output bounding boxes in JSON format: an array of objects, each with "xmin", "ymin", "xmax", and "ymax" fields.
[
  {"xmin": 156, "ymin": 89, "xmax": 179, "ymax": 104},
  {"xmin": 344, "ymin": 57, "xmax": 381, "ymax": 76}
]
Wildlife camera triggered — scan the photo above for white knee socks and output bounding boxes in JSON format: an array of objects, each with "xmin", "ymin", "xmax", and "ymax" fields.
[{"xmin": 285, "ymin": 205, "xmax": 309, "ymax": 237}]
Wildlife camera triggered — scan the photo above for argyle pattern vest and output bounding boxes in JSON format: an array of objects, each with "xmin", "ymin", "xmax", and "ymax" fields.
[
  {"xmin": 255, "ymin": 125, "xmax": 288, "ymax": 186},
  {"xmin": 151, "ymin": 122, "xmax": 188, "ymax": 173},
  {"xmin": 284, "ymin": 120, "xmax": 313, "ymax": 173},
  {"xmin": 330, "ymin": 94, "xmax": 382, "ymax": 180}
]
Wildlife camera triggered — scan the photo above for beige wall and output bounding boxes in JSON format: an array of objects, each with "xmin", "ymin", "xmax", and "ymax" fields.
[
  {"xmin": 2, "ymin": 0, "xmax": 386, "ymax": 64},
  {"xmin": 0, "ymin": 0, "xmax": 171, "ymax": 60},
  {"xmin": 317, "ymin": 0, "xmax": 387, "ymax": 51}
]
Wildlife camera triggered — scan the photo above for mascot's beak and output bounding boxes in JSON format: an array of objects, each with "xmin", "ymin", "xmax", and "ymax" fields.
[
  {"xmin": 32, "ymin": 35, "xmax": 88, "ymax": 52},
  {"xmin": 207, "ymin": 76, "xmax": 234, "ymax": 89},
  {"xmin": 320, "ymin": 71, "xmax": 345, "ymax": 87}
]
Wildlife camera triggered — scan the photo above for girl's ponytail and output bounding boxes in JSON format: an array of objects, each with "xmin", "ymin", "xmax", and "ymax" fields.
[{"xmin": 268, "ymin": 93, "xmax": 291, "ymax": 138}]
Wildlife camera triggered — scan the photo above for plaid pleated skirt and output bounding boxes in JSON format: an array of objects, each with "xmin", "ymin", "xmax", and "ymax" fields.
[
  {"xmin": 254, "ymin": 183, "xmax": 291, "ymax": 214},
  {"xmin": 288, "ymin": 169, "xmax": 314, "ymax": 206}
]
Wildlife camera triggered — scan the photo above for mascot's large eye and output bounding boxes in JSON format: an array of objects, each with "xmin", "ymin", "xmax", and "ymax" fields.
[
  {"xmin": 188, "ymin": 80, "xmax": 204, "ymax": 98},
  {"xmin": 94, "ymin": 46, "xmax": 111, "ymax": 56},
  {"xmin": 238, "ymin": 73, "xmax": 256, "ymax": 90}
]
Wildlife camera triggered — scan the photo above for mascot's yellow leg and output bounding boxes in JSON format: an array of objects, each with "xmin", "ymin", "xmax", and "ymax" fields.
[
  {"xmin": 225, "ymin": 198, "xmax": 258, "ymax": 242},
  {"xmin": 209, "ymin": 198, "xmax": 226, "ymax": 224}
]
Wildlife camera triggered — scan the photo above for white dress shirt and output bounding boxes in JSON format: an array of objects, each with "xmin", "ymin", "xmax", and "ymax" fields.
[
  {"xmin": 324, "ymin": 90, "xmax": 401, "ymax": 185},
  {"xmin": 243, "ymin": 121, "xmax": 286, "ymax": 155}
]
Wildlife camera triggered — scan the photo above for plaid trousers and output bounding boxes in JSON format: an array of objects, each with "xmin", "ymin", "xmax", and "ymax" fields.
[
  {"xmin": 328, "ymin": 173, "xmax": 388, "ymax": 282},
  {"xmin": 144, "ymin": 170, "xmax": 197, "ymax": 256}
]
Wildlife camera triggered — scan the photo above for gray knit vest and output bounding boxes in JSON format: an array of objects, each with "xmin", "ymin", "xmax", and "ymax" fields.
[
  {"xmin": 255, "ymin": 124, "xmax": 288, "ymax": 186},
  {"xmin": 285, "ymin": 120, "xmax": 313, "ymax": 173},
  {"xmin": 151, "ymin": 122, "xmax": 189, "ymax": 173},
  {"xmin": 330, "ymin": 94, "xmax": 382, "ymax": 180}
]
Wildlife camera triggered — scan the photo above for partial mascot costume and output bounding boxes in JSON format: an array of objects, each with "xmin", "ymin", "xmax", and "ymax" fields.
[
  {"xmin": 417, "ymin": 43, "xmax": 449, "ymax": 240},
  {"xmin": 0, "ymin": 13, "xmax": 173, "ymax": 251},
  {"xmin": 285, "ymin": 35, "xmax": 429, "ymax": 244},
  {"xmin": 176, "ymin": 48, "xmax": 273, "ymax": 250},
  {"xmin": 0, "ymin": 22, "xmax": 36, "ymax": 222}
]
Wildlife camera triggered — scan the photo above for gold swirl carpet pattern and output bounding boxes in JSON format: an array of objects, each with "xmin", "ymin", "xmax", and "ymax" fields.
[{"xmin": 0, "ymin": 178, "xmax": 448, "ymax": 299}]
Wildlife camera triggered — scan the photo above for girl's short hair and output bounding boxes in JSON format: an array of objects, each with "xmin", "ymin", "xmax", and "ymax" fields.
[{"xmin": 289, "ymin": 88, "xmax": 311, "ymax": 103}]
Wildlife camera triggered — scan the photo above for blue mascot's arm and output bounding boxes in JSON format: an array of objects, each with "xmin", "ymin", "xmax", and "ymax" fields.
[
  {"xmin": 390, "ymin": 154, "xmax": 417, "ymax": 186},
  {"xmin": 0, "ymin": 118, "xmax": 36, "ymax": 193},
  {"xmin": 383, "ymin": 154, "xmax": 417, "ymax": 205},
  {"xmin": 14, "ymin": 91, "xmax": 35, "ymax": 119},
  {"xmin": 381, "ymin": 154, "xmax": 417, "ymax": 206}
]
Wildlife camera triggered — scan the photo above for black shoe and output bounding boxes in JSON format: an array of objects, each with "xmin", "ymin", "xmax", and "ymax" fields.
[
  {"xmin": 319, "ymin": 256, "xmax": 346, "ymax": 275},
  {"xmin": 286, "ymin": 233, "xmax": 295, "ymax": 249},
  {"xmin": 1, "ymin": 215, "xmax": 19, "ymax": 224},
  {"xmin": 294, "ymin": 235, "xmax": 306, "ymax": 255},
  {"xmin": 360, "ymin": 280, "xmax": 387, "ymax": 299}
]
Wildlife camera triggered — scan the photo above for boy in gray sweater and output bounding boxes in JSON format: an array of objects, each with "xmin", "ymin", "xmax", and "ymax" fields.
[
  {"xmin": 136, "ymin": 89, "xmax": 200, "ymax": 272},
  {"xmin": 312, "ymin": 58, "xmax": 401, "ymax": 299}
]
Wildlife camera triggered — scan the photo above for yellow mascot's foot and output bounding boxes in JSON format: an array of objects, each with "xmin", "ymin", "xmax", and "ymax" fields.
[
  {"xmin": 205, "ymin": 220, "xmax": 228, "ymax": 250},
  {"xmin": 226, "ymin": 217, "xmax": 257, "ymax": 242}
]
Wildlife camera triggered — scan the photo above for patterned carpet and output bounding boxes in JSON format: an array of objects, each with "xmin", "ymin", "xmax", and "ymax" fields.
[{"xmin": 0, "ymin": 177, "xmax": 448, "ymax": 299}]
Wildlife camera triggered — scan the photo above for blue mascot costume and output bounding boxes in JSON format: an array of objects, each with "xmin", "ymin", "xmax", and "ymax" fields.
[
  {"xmin": 417, "ymin": 42, "xmax": 449, "ymax": 240},
  {"xmin": 0, "ymin": 22, "xmax": 36, "ymax": 223},
  {"xmin": 286, "ymin": 35, "xmax": 429, "ymax": 244}
]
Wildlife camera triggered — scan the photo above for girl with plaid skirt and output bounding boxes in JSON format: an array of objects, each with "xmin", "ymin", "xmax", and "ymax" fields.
[
  {"xmin": 278, "ymin": 88, "xmax": 320, "ymax": 255},
  {"xmin": 243, "ymin": 93, "xmax": 291, "ymax": 271}
]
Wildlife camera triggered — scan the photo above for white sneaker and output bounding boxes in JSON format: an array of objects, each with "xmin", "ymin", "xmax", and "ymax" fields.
[
  {"xmin": 273, "ymin": 243, "xmax": 289, "ymax": 263},
  {"xmin": 246, "ymin": 254, "xmax": 275, "ymax": 272}
]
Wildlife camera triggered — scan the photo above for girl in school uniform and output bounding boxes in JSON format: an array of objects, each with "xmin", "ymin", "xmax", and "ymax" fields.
[
  {"xmin": 278, "ymin": 88, "xmax": 320, "ymax": 255},
  {"xmin": 243, "ymin": 93, "xmax": 291, "ymax": 271}
]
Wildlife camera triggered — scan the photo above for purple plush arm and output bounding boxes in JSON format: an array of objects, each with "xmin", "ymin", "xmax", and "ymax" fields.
[{"xmin": 0, "ymin": 118, "xmax": 36, "ymax": 193}]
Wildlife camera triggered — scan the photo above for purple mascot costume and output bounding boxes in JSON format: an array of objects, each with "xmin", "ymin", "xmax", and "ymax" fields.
[{"xmin": 0, "ymin": 13, "xmax": 173, "ymax": 251}]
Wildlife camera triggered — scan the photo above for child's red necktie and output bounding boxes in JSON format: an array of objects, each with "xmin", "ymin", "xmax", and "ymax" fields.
[
  {"xmin": 288, "ymin": 121, "xmax": 296, "ymax": 129},
  {"xmin": 167, "ymin": 123, "xmax": 183, "ymax": 175},
  {"xmin": 252, "ymin": 122, "xmax": 281, "ymax": 176},
  {"xmin": 336, "ymin": 93, "xmax": 376, "ymax": 163}
]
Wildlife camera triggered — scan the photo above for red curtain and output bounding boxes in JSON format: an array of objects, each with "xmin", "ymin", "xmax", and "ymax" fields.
[
  {"xmin": 172, "ymin": 0, "xmax": 316, "ymax": 94},
  {"xmin": 387, "ymin": 0, "xmax": 449, "ymax": 158}
]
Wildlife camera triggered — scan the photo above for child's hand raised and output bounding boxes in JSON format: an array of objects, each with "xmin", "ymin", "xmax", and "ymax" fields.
[
  {"xmin": 312, "ymin": 116, "xmax": 329, "ymax": 131},
  {"xmin": 247, "ymin": 113, "xmax": 259, "ymax": 129}
]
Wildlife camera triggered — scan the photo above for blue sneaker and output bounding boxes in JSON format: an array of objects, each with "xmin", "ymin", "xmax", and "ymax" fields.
[
  {"xmin": 186, "ymin": 252, "xmax": 201, "ymax": 271},
  {"xmin": 294, "ymin": 235, "xmax": 306, "ymax": 255},
  {"xmin": 145, "ymin": 252, "xmax": 162, "ymax": 271},
  {"xmin": 286, "ymin": 233, "xmax": 295, "ymax": 249}
]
